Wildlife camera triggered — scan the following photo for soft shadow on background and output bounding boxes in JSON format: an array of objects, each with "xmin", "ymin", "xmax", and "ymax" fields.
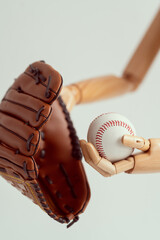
[{"xmin": 0, "ymin": 1, "xmax": 160, "ymax": 240}]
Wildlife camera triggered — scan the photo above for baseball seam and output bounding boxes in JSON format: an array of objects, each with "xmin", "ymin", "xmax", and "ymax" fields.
[{"xmin": 95, "ymin": 120, "xmax": 135, "ymax": 159}]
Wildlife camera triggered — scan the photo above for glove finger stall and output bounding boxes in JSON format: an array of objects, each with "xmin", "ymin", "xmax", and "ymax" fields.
[
  {"xmin": 0, "ymin": 112, "xmax": 40, "ymax": 156},
  {"xmin": 0, "ymin": 144, "xmax": 38, "ymax": 179},
  {"xmin": 0, "ymin": 88, "xmax": 52, "ymax": 129},
  {"xmin": 12, "ymin": 61, "xmax": 62, "ymax": 105}
]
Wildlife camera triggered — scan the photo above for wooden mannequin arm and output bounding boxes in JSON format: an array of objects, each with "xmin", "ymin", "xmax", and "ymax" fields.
[
  {"xmin": 65, "ymin": 75, "xmax": 133, "ymax": 104},
  {"xmin": 61, "ymin": 76, "xmax": 133, "ymax": 111},
  {"xmin": 61, "ymin": 9, "xmax": 160, "ymax": 111},
  {"xmin": 123, "ymin": 9, "xmax": 160, "ymax": 89}
]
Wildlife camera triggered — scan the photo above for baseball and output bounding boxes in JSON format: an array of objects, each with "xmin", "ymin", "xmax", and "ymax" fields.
[{"xmin": 87, "ymin": 112, "xmax": 136, "ymax": 162}]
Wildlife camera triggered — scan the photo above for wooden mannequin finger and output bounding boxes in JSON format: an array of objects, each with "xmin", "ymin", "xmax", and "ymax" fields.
[
  {"xmin": 87, "ymin": 160, "xmax": 112, "ymax": 177},
  {"xmin": 113, "ymin": 157, "xmax": 134, "ymax": 174},
  {"xmin": 85, "ymin": 142, "xmax": 101, "ymax": 165},
  {"xmin": 80, "ymin": 140, "xmax": 90, "ymax": 163},
  {"xmin": 80, "ymin": 140, "xmax": 90, "ymax": 155},
  {"xmin": 80, "ymin": 140, "xmax": 116, "ymax": 174},
  {"xmin": 80, "ymin": 140, "xmax": 108, "ymax": 175},
  {"xmin": 84, "ymin": 142, "xmax": 116, "ymax": 174},
  {"xmin": 96, "ymin": 158, "xmax": 116, "ymax": 175},
  {"xmin": 122, "ymin": 135, "xmax": 150, "ymax": 151}
]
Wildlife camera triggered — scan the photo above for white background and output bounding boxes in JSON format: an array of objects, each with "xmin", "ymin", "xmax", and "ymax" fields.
[{"xmin": 0, "ymin": 0, "xmax": 160, "ymax": 239}]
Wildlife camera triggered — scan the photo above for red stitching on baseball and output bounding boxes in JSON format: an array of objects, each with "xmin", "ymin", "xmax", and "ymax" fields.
[{"xmin": 95, "ymin": 120, "xmax": 135, "ymax": 159}]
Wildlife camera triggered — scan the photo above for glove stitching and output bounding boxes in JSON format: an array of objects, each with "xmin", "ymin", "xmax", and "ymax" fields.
[
  {"xmin": 0, "ymin": 123, "xmax": 36, "ymax": 149},
  {"xmin": 0, "ymin": 155, "xmax": 24, "ymax": 171},
  {"xmin": 26, "ymin": 133, "xmax": 34, "ymax": 152},
  {"xmin": 29, "ymin": 64, "xmax": 46, "ymax": 84},
  {"xmin": 24, "ymin": 71, "xmax": 57, "ymax": 95},
  {"xmin": 2, "ymin": 98, "xmax": 47, "ymax": 120},
  {"xmin": 36, "ymin": 106, "xmax": 45, "ymax": 121},
  {"xmin": 58, "ymin": 96, "xmax": 82, "ymax": 160},
  {"xmin": 30, "ymin": 182, "xmax": 58, "ymax": 219},
  {"xmin": 59, "ymin": 163, "xmax": 77, "ymax": 199},
  {"xmin": 45, "ymin": 75, "xmax": 51, "ymax": 98},
  {"xmin": 0, "ymin": 172, "xmax": 44, "ymax": 210}
]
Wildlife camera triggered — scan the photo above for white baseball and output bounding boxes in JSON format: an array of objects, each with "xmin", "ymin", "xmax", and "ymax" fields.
[{"xmin": 87, "ymin": 112, "xmax": 136, "ymax": 162}]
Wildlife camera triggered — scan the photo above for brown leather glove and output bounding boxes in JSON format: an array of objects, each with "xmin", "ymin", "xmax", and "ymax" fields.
[{"xmin": 0, "ymin": 61, "xmax": 90, "ymax": 227}]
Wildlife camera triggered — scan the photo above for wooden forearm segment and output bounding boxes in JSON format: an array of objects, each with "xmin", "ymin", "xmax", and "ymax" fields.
[
  {"xmin": 114, "ymin": 139, "xmax": 160, "ymax": 174},
  {"xmin": 126, "ymin": 139, "xmax": 160, "ymax": 174},
  {"xmin": 62, "ymin": 10, "xmax": 160, "ymax": 109},
  {"xmin": 114, "ymin": 138, "xmax": 160, "ymax": 174},
  {"xmin": 123, "ymin": 9, "xmax": 160, "ymax": 90},
  {"xmin": 67, "ymin": 75, "xmax": 133, "ymax": 105}
]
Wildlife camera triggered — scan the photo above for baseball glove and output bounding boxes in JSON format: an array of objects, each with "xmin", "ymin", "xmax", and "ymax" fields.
[{"xmin": 0, "ymin": 61, "xmax": 90, "ymax": 228}]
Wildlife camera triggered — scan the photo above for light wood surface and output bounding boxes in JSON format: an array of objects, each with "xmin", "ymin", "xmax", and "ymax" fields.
[
  {"xmin": 114, "ymin": 157, "xmax": 134, "ymax": 174},
  {"xmin": 81, "ymin": 136, "xmax": 160, "ymax": 175},
  {"xmin": 61, "ymin": 76, "xmax": 133, "ymax": 111},
  {"xmin": 122, "ymin": 135, "xmax": 150, "ymax": 152},
  {"xmin": 85, "ymin": 159, "xmax": 113, "ymax": 178},
  {"xmin": 80, "ymin": 139, "xmax": 135, "ymax": 176},
  {"xmin": 67, "ymin": 75, "xmax": 133, "ymax": 104},
  {"xmin": 123, "ymin": 9, "xmax": 160, "ymax": 89},
  {"xmin": 61, "ymin": 9, "xmax": 160, "ymax": 112},
  {"xmin": 62, "ymin": 10, "xmax": 160, "ymax": 176},
  {"xmin": 80, "ymin": 140, "xmax": 116, "ymax": 177},
  {"xmin": 127, "ymin": 139, "xmax": 160, "ymax": 174}
]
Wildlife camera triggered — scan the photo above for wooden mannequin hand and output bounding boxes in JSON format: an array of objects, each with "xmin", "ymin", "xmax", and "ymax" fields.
[
  {"xmin": 126, "ymin": 138, "xmax": 160, "ymax": 174},
  {"xmin": 80, "ymin": 140, "xmax": 116, "ymax": 177},
  {"xmin": 80, "ymin": 136, "xmax": 160, "ymax": 176}
]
